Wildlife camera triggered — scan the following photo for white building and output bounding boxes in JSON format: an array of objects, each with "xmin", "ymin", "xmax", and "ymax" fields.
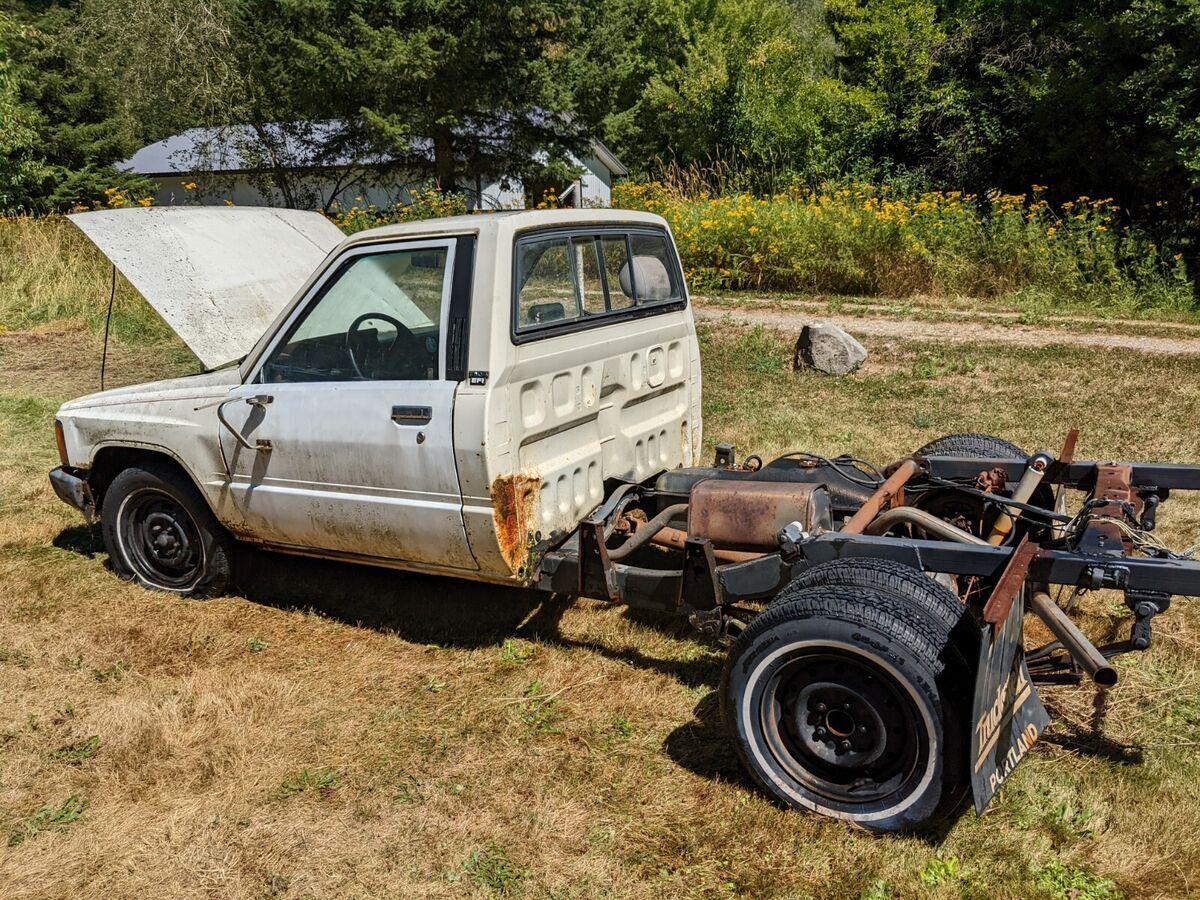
[{"xmin": 117, "ymin": 121, "xmax": 627, "ymax": 212}]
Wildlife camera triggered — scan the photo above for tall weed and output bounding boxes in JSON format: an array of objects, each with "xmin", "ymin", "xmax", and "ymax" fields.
[{"xmin": 614, "ymin": 181, "xmax": 1195, "ymax": 315}]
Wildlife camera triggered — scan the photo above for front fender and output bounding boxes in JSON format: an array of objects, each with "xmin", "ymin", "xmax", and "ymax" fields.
[{"xmin": 58, "ymin": 397, "xmax": 240, "ymax": 530}]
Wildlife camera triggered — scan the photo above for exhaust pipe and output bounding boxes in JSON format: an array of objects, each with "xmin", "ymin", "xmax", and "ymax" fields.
[
  {"xmin": 864, "ymin": 506, "xmax": 991, "ymax": 546},
  {"xmin": 1029, "ymin": 590, "xmax": 1117, "ymax": 687}
]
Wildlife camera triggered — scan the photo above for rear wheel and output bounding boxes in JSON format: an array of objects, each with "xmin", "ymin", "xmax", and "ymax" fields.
[
  {"xmin": 723, "ymin": 584, "xmax": 969, "ymax": 833},
  {"xmin": 913, "ymin": 431, "xmax": 1054, "ymax": 543},
  {"xmin": 915, "ymin": 432, "xmax": 1028, "ymax": 459},
  {"xmin": 101, "ymin": 462, "xmax": 233, "ymax": 597}
]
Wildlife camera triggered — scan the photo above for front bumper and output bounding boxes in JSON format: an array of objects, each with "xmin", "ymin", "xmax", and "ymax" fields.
[{"xmin": 49, "ymin": 466, "xmax": 96, "ymax": 520}]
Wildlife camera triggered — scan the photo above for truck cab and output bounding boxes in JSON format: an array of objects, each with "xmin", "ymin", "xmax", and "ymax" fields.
[{"xmin": 52, "ymin": 207, "xmax": 702, "ymax": 588}]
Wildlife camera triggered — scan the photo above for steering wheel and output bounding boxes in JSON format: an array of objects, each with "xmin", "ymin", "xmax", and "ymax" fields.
[{"xmin": 345, "ymin": 312, "xmax": 416, "ymax": 380}]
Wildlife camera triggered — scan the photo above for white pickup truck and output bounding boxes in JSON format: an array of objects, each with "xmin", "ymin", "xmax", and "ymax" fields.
[{"xmin": 51, "ymin": 206, "xmax": 1200, "ymax": 833}]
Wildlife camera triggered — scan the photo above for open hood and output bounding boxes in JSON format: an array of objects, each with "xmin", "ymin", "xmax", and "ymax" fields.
[{"xmin": 70, "ymin": 207, "xmax": 346, "ymax": 368}]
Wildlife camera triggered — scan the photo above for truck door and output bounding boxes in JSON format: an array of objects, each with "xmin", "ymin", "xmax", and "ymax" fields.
[{"xmin": 218, "ymin": 237, "xmax": 477, "ymax": 570}]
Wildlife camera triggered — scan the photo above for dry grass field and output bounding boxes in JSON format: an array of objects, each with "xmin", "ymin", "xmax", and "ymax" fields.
[{"xmin": 2, "ymin": 223, "xmax": 1200, "ymax": 898}]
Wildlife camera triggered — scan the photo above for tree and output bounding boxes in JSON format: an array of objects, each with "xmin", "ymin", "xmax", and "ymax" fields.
[
  {"xmin": 903, "ymin": 0, "xmax": 1200, "ymax": 239},
  {"xmin": 71, "ymin": 0, "xmax": 246, "ymax": 139},
  {"xmin": 562, "ymin": 0, "xmax": 691, "ymax": 168},
  {"xmin": 826, "ymin": 0, "xmax": 947, "ymax": 179},
  {"xmin": 630, "ymin": 0, "xmax": 873, "ymax": 187},
  {"xmin": 0, "ymin": 4, "xmax": 152, "ymax": 210},
  {"xmin": 0, "ymin": 12, "xmax": 50, "ymax": 208},
  {"xmin": 231, "ymin": 0, "xmax": 596, "ymax": 197}
]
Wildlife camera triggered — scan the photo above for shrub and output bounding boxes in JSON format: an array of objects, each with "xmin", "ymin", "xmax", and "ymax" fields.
[
  {"xmin": 331, "ymin": 185, "xmax": 469, "ymax": 234},
  {"xmin": 613, "ymin": 181, "xmax": 1195, "ymax": 315}
]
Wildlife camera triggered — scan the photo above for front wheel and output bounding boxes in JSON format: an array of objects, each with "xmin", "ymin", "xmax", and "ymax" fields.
[
  {"xmin": 101, "ymin": 462, "xmax": 234, "ymax": 597},
  {"xmin": 721, "ymin": 586, "xmax": 968, "ymax": 833}
]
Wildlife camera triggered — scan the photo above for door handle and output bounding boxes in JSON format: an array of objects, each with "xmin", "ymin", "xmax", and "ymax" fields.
[{"xmin": 391, "ymin": 405, "xmax": 432, "ymax": 425}]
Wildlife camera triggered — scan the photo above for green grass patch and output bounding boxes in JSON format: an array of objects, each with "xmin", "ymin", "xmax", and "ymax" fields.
[
  {"xmin": 514, "ymin": 680, "xmax": 564, "ymax": 736},
  {"xmin": 497, "ymin": 638, "xmax": 536, "ymax": 664},
  {"xmin": 459, "ymin": 841, "xmax": 524, "ymax": 895},
  {"xmin": 278, "ymin": 767, "xmax": 341, "ymax": 798},
  {"xmin": 1034, "ymin": 860, "xmax": 1122, "ymax": 899},
  {"xmin": 0, "ymin": 646, "xmax": 32, "ymax": 668},
  {"xmin": 0, "ymin": 216, "xmax": 176, "ymax": 345},
  {"xmin": 7, "ymin": 795, "xmax": 87, "ymax": 846},
  {"xmin": 48, "ymin": 735, "xmax": 100, "ymax": 764},
  {"xmin": 0, "ymin": 395, "xmax": 59, "ymax": 439},
  {"xmin": 91, "ymin": 661, "xmax": 127, "ymax": 682}
]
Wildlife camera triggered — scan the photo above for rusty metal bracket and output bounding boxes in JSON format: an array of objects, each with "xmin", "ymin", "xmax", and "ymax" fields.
[
  {"xmin": 982, "ymin": 536, "xmax": 1040, "ymax": 630},
  {"xmin": 1058, "ymin": 428, "xmax": 1079, "ymax": 465},
  {"xmin": 841, "ymin": 457, "xmax": 922, "ymax": 535},
  {"xmin": 1094, "ymin": 463, "xmax": 1140, "ymax": 511},
  {"xmin": 681, "ymin": 537, "xmax": 721, "ymax": 612},
  {"xmin": 1079, "ymin": 463, "xmax": 1141, "ymax": 556},
  {"xmin": 578, "ymin": 517, "xmax": 617, "ymax": 601}
]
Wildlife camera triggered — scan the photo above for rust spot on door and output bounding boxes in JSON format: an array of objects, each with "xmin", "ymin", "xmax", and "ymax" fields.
[{"xmin": 491, "ymin": 473, "xmax": 541, "ymax": 577}]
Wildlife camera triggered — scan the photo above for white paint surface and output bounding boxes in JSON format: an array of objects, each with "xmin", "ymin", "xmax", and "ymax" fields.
[{"xmin": 69, "ymin": 207, "xmax": 345, "ymax": 368}]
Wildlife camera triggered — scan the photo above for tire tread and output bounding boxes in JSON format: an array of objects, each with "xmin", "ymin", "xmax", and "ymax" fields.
[{"xmin": 915, "ymin": 432, "xmax": 1027, "ymax": 459}]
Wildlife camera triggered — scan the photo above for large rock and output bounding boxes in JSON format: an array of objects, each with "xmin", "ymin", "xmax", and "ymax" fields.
[{"xmin": 793, "ymin": 323, "xmax": 868, "ymax": 375}]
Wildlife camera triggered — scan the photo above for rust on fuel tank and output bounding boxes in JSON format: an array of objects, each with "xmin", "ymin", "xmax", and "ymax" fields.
[
  {"xmin": 688, "ymin": 479, "xmax": 833, "ymax": 551},
  {"xmin": 491, "ymin": 472, "xmax": 542, "ymax": 578}
]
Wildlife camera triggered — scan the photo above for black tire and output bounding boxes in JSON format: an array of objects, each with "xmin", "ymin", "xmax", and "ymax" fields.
[
  {"xmin": 100, "ymin": 462, "xmax": 234, "ymax": 597},
  {"xmin": 722, "ymin": 584, "xmax": 969, "ymax": 833},
  {"xmin": 780, "ymin": 558, "xmax": 969, "ymax": 639},
  {"xmin": 915, "ymin": 432, "xmax": 1027, "ymax": 460}
]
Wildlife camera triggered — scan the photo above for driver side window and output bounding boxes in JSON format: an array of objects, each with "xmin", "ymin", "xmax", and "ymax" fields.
[{"xmin": 261, "ymin": 246, "xmax": 450, "ymax": 383}]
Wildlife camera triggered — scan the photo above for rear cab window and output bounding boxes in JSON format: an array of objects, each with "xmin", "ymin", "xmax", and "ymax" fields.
[{"xmin": 513, "ymin": 226, "xmax": 685, "ymax": 340}]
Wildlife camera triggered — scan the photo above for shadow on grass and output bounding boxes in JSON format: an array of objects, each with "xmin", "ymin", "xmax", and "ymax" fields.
[
  {"xmin": 231, "ymin": 548, "xmax": 750, "ymax": 790},
  {"xmin": 234, "ymin": 546, "xmax": 547, "ymax": 648},
  {"xmin": 51, "ymin": 523, "xmax": 104, "ymax": 558},
  {"xmin": 232, "ymin": 546, "xmax": 723, "ymax": 694},
  {"xmin": 53, "ymin": 528, "xmax": 1115, "ymax": 840},
  {"xmin": 662, "ymin": 690, "xmax": 746, "ymax": 784},
  {"xmin": 1038, "ymin": 691, "xmax": 1144, "ymax": 766}
]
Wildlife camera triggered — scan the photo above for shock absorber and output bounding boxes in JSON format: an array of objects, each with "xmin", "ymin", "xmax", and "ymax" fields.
[{"xmin": 987, "ymin": 451, "xmax": 1054, "ymax": 545}]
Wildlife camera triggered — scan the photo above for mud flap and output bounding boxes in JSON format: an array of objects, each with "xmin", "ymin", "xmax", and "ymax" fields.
[{"xmin": 971, "ymin": 588, "xmax": 1050, "ymax": 814}]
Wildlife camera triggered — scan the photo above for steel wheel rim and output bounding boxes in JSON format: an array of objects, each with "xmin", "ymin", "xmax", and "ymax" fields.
[
  {"xmin": 116, "ymin": 488, "xmax": 205, "ymax": 590},
  {"xmin": 758, "ymin": 648, "xmax": 928, "ymax": 806}
]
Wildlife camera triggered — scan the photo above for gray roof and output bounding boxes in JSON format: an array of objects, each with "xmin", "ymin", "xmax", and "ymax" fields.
[{"xmin": 119, "ymin": 121, "xmax": 627, "ymax": 178}]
